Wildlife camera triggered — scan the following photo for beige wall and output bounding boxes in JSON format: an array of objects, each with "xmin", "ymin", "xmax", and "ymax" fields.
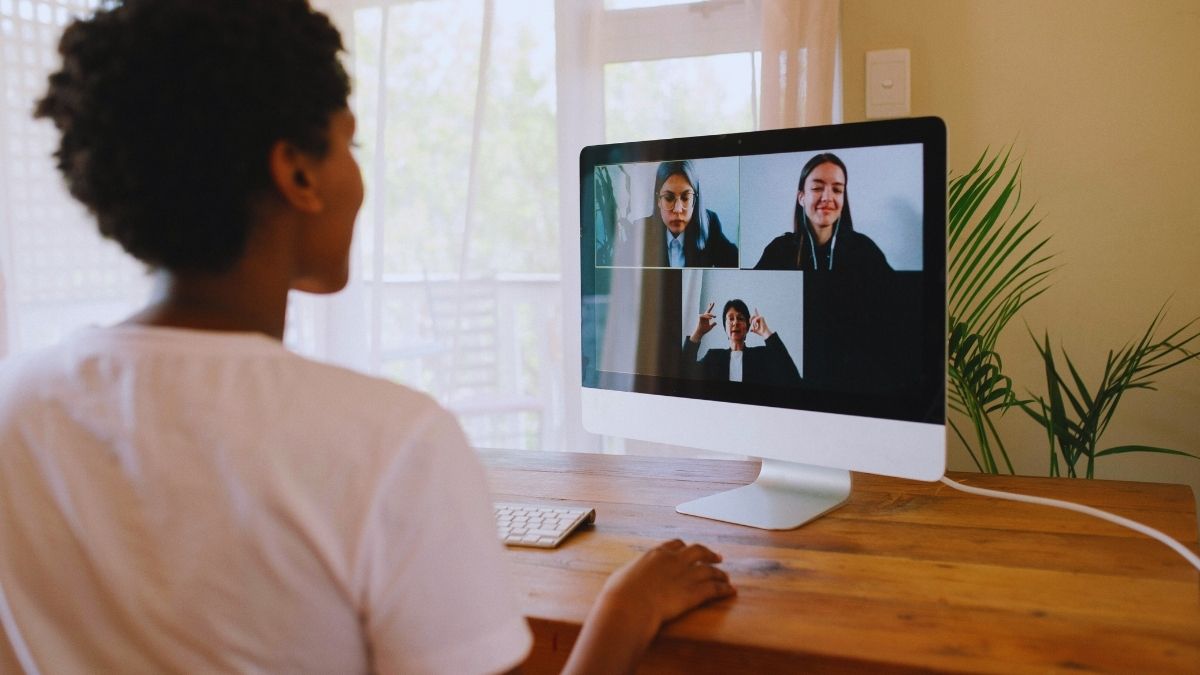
[{"xmin": 842, "ymin": 0, "xmax": 1200, "ymax": 502}]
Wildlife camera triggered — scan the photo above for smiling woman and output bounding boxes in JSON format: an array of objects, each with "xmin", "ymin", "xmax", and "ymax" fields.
[{"xmin": 754, "ymin": 152, "xmax": 892, "ymax": 273}]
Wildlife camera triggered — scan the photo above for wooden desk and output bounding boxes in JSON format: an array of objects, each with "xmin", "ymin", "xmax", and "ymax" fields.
[{"xmin": 482, "ymin": 450, "xmax": 1200, "ymax": 673}]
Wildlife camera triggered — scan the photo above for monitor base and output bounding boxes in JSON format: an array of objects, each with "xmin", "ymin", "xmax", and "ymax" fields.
[{"xmin": 675, "ymin": 459, "xmax": 851, "ymax": 530}]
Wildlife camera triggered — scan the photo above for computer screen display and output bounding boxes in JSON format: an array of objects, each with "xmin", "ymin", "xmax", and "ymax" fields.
[
  {"xmin": 577, "ymin": 117, "xmax": 946, "ymax": 529},
  {"xmin": 580, "ymin": 118, "xmax": 945, "ymax": 426}
]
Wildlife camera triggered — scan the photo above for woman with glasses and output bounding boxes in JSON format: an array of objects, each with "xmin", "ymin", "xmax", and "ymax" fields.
[
  {"xmin": 613, "ymin": 160, "xmax": 739, "ymax": 268},
  {"xmin": 753, "ymin": 153, "xmax": 892, "ymax": 272}
]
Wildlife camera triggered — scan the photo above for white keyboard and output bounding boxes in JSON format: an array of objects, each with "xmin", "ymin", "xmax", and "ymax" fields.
[{"xmin": 494, "ymin": 502, "xmax": 596, "ymax": 548}]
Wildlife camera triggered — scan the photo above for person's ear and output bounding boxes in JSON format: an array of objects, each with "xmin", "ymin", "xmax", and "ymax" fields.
[{"xmin": 268, "ymin": 139, "xmax": 323, "ymax": 213}]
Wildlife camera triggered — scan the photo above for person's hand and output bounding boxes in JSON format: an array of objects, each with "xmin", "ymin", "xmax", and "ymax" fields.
[
  {"xmin": 749, "ymin": 307, "xmax": 774, "ymax": 339},
  {"xmin": 602, "ymin": 539, "xmax": 735, "ymax": 626},
  {"xmin": 564, "ymin": 540, "xmax": 735, "ymax": 675},
  {"xmin": 690, "ymin": 302, "xmax": 717, "ymax": 343}
]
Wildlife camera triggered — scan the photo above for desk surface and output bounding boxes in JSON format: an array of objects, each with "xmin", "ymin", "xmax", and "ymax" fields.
[{"xmin": 482, "ymin": 450, "xmax": 1200, "ymax": 674}]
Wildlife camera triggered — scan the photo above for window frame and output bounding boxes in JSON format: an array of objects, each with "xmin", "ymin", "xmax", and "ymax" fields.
[{"xmin": 554, "ymin": 0, "xmax": 766, "ymax": 451}]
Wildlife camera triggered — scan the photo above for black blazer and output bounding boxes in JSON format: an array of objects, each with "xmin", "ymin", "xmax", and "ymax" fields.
[
  {"xmin": 681, "ymin": 333, "xmax": 801, "ymax": 386},
  {"xmin": 613, "ymin": 210, "xmax": 738, "ymax": 268}
]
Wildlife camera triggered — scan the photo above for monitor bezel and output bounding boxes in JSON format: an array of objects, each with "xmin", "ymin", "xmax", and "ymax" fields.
[{"xmin": 579, "ymin": 117, "xmax": 947, "ymax": 427}]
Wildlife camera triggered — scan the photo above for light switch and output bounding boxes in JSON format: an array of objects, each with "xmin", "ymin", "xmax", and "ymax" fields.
[{"xmin": 866, "ymin": 49, "xmax": 910, "ymax": 119}]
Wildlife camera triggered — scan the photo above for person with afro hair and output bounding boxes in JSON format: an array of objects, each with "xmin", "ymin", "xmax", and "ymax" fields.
[{"xmin": 0, "ymin": 1, "xmax": 735, "ymax": 672}]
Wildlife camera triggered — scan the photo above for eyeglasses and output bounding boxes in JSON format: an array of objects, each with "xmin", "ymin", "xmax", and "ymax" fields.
[{"xmin": 658, "ymin": 191, "xmax": 695, "ymax": 209}]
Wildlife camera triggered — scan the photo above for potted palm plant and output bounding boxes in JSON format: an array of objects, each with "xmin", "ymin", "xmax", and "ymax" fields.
[{"xmin": 946, "ymin": 149, "xmax": 1200, "ymax": 476}]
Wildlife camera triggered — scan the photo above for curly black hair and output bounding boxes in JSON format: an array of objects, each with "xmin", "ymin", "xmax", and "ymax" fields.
[{"xmin": 34, "ymin": 0, "xmax": 351, "ymax": 273}]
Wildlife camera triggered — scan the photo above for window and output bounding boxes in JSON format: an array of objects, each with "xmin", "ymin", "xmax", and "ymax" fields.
[
  {"xmin": 0, "ymin": 0, "xmax": 837, "ymax": 452},
  {"xmin": 604, "ymin": 52, "xmax": 762, "ymax": 143},
  {"xmin": 325, "ymin": 0, "xmax": 563, "ymax": 449}
]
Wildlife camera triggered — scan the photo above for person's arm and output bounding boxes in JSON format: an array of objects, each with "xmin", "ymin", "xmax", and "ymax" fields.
[
  {"xmin": 762, "ymin": 332, "xmax": 802, "ymax": 385},
  {"xmin": 680, "ymin": 302, "xmax": 717, "ymax": 379},
  {"xmin": 855, "ymin": 232, "xmax": 893, "ymax": 273},
  {"xmin": 561, "ymin": 540, "xmax": 736, "ymax": 675},
  {"xmin": 750, "ymin": 309, "xmax": 801, "ymax": 385}
]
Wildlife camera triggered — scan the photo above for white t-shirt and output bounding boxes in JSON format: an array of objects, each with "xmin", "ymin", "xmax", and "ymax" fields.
[{"xmin": 0, "ymin": 325, "xmax": 531, "ymax": 674}]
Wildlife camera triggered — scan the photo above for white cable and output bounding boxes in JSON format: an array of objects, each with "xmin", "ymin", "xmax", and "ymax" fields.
[{"xmin": 938, "ymin": 476, "xmax": 1200, "ymax": 573}]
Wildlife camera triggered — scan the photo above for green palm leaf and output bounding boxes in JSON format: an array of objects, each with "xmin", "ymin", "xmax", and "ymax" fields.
[
  {"xmin": 947, "ymin": 148, "xmax": 1054, "ymax": 474},
  {"xmin": 1021, "ymin": 304, "xmax": 1200, "ymax": 478},
  {"xmin": 1096, "ymin": 445, "xmax": 1200, "ymax": 460}
]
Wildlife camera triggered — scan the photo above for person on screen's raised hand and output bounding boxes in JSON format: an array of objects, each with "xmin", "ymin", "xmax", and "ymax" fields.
[
  {"xmin": 613, "ymin": 160, "xmax": 739, "ymax": 268},
  {"xmin": 754, "ymin": 152, "xmax": 892, "ymax": 273},
  {"xmin": 0, "ymin": 2, "xmax": 734, "ymax": 673},
  {"xmin": 748, "ymin": 307, "xmax": 774, "ymax": 342},
  {"xmin": 683, "ymin": 299, "xmax": 800, "ymax": 385}
]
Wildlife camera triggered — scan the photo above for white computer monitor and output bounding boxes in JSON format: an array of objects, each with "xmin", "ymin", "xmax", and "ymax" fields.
[{"xmin": 579, "ymin": 117, "xmax": 946, "ymax": 530}]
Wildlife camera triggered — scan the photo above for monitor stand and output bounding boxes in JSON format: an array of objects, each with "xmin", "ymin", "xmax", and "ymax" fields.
[{"xmin": 675, "ymin": 458, "xmax": 851, "ymax": 530}]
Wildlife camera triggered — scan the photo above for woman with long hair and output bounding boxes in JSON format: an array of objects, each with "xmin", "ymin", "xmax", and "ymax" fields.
[
  {"xmin": 754, "ymin": 153, "xmax": 891, "ymax": 272},
  {"xmin": 614, "ymin": 160, "xmax": 739, "ymax": 268}
]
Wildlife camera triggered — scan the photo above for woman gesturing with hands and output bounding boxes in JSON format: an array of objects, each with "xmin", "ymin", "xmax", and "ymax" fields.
[{"xmin": 683, "ymin": 299, "xmax": 801, "ymax": 385}]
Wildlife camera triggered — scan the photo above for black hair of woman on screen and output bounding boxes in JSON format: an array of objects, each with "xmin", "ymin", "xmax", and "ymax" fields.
[
  {"xmin": 753, "ymin": 153, "xmax": 892, "ymax": 272},
  {"xmin": 682, "ymin": 299, "xmax": 801, "ymax": 386},
  {"xmin": 613, "ymin": 160, "xmax": 739, "ymax": 268}
]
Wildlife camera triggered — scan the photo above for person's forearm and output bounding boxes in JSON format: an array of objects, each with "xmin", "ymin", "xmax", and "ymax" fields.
[{"xmin": 562, "ymin": 588, "xmax": 660, "ymax": 675}]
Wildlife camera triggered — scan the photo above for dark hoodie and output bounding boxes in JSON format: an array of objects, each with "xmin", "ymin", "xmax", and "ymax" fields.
[{"xmin": 752, "ymin": 229, "xmax": 891, "ymax": 272}]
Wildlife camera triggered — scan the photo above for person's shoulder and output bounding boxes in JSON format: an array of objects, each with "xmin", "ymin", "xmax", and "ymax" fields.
[
  {"xmin": 847, "ymin": 229, "xmax": 882, "ymax": 250},
  {"xmin": 0, "ymin": 342, "xmax": 66, "ymax": 418},
  {"xmin": 0, "ymin": 327, "xmax": 123, "ymax": 404},
  {"xmin": 699, "ymin": 346, "xmax": 730, "ymax": 362},
  {"xmin": 844, "ymin": 230, "xmax": 891, "ymax": 270},
  {"xmin": 765, "ymin": 232, "xmax": 796, "ymax": 249},
  {"xmin": 754, "ymin": 232, "xmax": 798, "ymax": 269},
  {"xmin": 135, "ymin": 326, "xmax": 445, "ymax": 435},
  {"xmin": 280, "ymin": 352, "xmax": 446, "ymax": 429}
]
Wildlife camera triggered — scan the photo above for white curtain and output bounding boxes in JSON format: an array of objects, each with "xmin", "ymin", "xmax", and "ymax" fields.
[
  {"xmin": 0, "ymin": 0, "xmax": 841, "ymax": 452},
  {"xmin": 760, "ymin": 0, "xmax": 840, "ymax": 129}
]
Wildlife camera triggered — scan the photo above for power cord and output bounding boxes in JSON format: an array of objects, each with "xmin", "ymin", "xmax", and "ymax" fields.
[{"xmin": 938, "ymin": 476, "xmax": 1200, "ymax": 573}]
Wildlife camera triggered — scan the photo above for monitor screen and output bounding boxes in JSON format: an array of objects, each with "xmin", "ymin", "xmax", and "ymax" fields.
[{"xmin": 577, "ymin": 117, "xmax": 946, "ymax": 530}]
